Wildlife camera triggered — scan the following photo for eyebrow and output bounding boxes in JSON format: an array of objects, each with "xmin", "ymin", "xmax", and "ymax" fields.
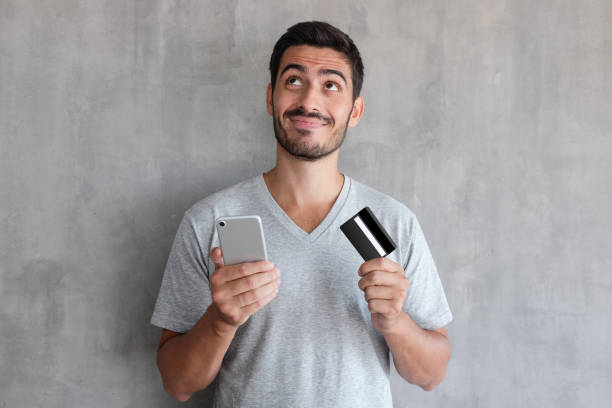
[{"xmin": 279, "ymin": 63, "xmax": 347, "ymax": 85}]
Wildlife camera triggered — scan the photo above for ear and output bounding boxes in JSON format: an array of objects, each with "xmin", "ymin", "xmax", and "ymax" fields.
[
  {"xmin": 347, "ymin": 95, "xmax": 364, "ymax": 128},
  {"xmin": 266, "ymin": 83, "xmax": 273, "ymax": 116}
]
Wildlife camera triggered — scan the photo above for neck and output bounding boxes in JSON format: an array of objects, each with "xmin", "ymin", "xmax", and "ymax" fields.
[{"xmin": 263, "ymin": 142, "xmax": 345, "ymax": 209}]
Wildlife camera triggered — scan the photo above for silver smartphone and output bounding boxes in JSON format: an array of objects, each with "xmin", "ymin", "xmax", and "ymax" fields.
[{"xmin": 215, "ymin": 215, "xmax": 268, "ymax": 266}]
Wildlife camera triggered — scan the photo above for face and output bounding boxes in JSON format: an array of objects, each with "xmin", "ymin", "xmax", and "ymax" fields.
[{"xmin": 266, "ymin": 45, "xmax": 364, "ymax": 162}]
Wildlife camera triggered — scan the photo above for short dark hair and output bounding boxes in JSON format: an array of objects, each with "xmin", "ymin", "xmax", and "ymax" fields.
[{"xmin": 269, "ymin": 21, "xmax": 364, "ymax": 102}]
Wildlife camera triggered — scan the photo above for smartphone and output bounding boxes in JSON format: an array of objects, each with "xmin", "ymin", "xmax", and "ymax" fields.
[{"xmin": 215, "ymin": 215, "xmax": 268, "ymax": 266}]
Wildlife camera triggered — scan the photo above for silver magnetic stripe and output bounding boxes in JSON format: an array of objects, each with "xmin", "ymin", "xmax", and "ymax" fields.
[{"xmin": 354, "ymin": 215, "xmax": 386, "ymax": 257}]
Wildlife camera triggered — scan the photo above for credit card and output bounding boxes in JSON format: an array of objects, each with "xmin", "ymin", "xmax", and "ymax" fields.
[{"xmin": 340, "ymin": 206, "xmax": 397, "ymax": 261}]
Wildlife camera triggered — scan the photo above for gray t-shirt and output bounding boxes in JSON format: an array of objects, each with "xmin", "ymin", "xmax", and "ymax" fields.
[{"xmin": 150, "ymin": 172, "xmax": 453, "ymax": 407}]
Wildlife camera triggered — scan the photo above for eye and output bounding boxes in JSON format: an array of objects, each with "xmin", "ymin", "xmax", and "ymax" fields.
[
  {"xmin": 287, "ymin": 77, "xmax": 302, "ymax": 86},
  {"xmin": 325, "ymin": 82, "xmax": 339, "ymax": 91}
]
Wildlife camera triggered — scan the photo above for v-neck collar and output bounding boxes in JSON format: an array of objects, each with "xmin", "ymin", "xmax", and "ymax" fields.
[{"xmin": 256, "ymin": 172, "xmax": 352, "ymax": 242}]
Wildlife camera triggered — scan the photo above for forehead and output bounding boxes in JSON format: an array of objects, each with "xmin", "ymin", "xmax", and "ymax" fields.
[{"xmin": 278, "ymin": 45, "xmax": 351, "ymax": 78}]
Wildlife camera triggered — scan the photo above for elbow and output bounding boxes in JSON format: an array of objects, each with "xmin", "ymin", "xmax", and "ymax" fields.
[
  {"xmin": 161, "ymin": 371, "xmax": 215, "ymax": 402},
  {"xmin": 158, "ymin": 363, "xmax": 197, "ymax": 402},
  {"xmin": 421, "ymin": 381, "xmax": 439, "ymax": 392},
  {"xmin": 163, "ymin": 381, "xmax": 194, "ymax": 402},
  {"xmin": 420, "ymin": 368, "xmax": 447, "ymax": 392},
  {"xmin": 156, "ymin": 350, "xmax": 203, "ymax": 402},
  {"xmin": 422, "ymin": 339, "xmax": 452, "ymax": 392}
]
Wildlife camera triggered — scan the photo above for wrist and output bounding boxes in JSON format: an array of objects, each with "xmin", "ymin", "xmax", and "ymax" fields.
[
  {"xmin": 208, "ymin": 304, "xmax": 238, "ymax": 337},
  {"xmin": 380, "ymin": 313, "xmax": 410, "ymax": 338}
]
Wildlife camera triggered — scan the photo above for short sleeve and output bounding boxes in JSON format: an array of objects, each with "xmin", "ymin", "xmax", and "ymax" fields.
[
  {"xmin": 402, "ymin": 215, "xmax": 453, "ymax": 330},
  {"xmin": 150, "ymin": 211, "xmax": 213, "ymax": 333}
]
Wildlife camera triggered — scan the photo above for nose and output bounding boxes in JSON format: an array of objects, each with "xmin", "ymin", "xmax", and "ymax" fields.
[{"xmin": 297, "ymin": 82, "xmax": 321, "ymax": 113}]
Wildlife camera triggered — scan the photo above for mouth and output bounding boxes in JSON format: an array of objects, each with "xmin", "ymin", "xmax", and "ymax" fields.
[{"xmin": 289, "ymin": 116, "xmax": 328, "ymax": 129}]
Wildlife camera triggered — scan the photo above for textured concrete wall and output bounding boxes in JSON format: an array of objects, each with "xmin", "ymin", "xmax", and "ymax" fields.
[{"xmin": 1, "ymin": 1, "xmax": 611, "ymax": 407}]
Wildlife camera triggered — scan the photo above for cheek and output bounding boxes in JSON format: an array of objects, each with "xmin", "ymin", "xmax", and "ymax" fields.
[
  {"xmin": 273, "ymin": 92, "xmax": 296, "ymax": 114},
  {"xmin": 330, "ymin": 104, "xmax": 352, "ymax": 125}
]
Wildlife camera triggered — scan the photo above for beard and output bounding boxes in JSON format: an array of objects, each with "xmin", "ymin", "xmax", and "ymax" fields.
[{"xmin": 272, "ymin": 103, "xmax": 352, "ymax": 162}]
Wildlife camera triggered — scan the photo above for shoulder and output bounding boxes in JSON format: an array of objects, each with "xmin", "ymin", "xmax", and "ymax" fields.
[
  {"xmin": 346, "ymin": 175, "xmax": 431, "ymax": 270},
  {"xmin": 348, "ymin": 175, "xmax": 418, "ymax": 224},
  {"xmin": 346, "ymin": 176, "xmax": 423, "ymax": 255}
]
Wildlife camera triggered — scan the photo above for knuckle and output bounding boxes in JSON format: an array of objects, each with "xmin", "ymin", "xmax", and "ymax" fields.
[
  {"xmin": 251, "ymin": 294, "xmax": 264, "ymax": 308},
  {"xmin": 238, "ymin": 292, "xmax": 249, "ymax": 307},
  {"xmin": 370, "ymin": 272, "xmax": 380, "ymax": 285},
  {"xmin": 211, "ymin": 289, "xmax": 223, "ymax": 304},
  {"xmin": 210, "ymin": 271, "xmax": 220, "ymax": 285},
  {"xmin": 252, "ymin": 288, "xmax": 262, "ymax": 302},
  {"xmin": 239, "ymin": 264, "xmax": 249, "ymax": 276}
]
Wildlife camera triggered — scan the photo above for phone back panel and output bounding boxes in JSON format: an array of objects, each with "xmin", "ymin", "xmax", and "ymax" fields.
[{"xmin": 216, "ymin": 215, "xmax": 268, "ymax": 266}]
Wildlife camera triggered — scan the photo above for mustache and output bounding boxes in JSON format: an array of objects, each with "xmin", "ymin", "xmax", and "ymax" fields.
[{"xmin": 285, "ymin": 108, "xmax": 332, "ymax": 126}]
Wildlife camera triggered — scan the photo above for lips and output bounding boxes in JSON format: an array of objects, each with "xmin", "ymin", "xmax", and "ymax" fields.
[{"xmin": 289, "ymin": 116, "xmax": 327, "ymax": 129}]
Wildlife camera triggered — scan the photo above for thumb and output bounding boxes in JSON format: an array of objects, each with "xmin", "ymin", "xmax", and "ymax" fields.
[{"xmin": 210, "ymin": 246, "xmax": 224, "ymax": 270}]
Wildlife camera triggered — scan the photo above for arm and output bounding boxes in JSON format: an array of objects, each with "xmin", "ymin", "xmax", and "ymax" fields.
[
  {"xmin": 156, "ymin": 247, "xmax": 279, "ymax": 402},
  {"xmin": 357, "ymin": 256, "xmax": 452, "ymax": 392},
  {"xmin": 383, "ymin": 313, "xmax": 451, "ymax": 391},
  {"xmin": 156, "ymin": 303, "xmax": 237, "ymax": 402}
]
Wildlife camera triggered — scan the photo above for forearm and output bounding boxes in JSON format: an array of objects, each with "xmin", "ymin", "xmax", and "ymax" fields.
[
  {"xmin": 157, "ymin": 303, "xmax": 237, "ymax": 398},
  {"xmin": 383, "ymin": 312, "xmax": 451, "ymax": 391}
]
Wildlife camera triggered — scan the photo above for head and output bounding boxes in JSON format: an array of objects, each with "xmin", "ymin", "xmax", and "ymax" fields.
[{"xmin": 266, "ymin": 21, "xmax": 365, "ymax": 162}]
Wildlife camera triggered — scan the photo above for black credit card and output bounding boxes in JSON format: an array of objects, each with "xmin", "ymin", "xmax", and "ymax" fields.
[{"xmin": 340, "ymin": 206, "xmax": 397, "ymax": 261}]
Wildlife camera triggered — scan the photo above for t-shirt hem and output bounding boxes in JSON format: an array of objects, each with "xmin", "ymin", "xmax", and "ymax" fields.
[
  {"xmin": 150, "ymin": 315, "xmax": 193, "ymax": 333},
  {"xmin": 418, "ymin": 310, "xmax": 453, "ymax": 331}
]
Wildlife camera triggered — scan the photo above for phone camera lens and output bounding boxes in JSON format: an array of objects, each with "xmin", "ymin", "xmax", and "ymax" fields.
[{"xmin": 219, "ymin": 221, "xmax": 226, "ymax": 227}]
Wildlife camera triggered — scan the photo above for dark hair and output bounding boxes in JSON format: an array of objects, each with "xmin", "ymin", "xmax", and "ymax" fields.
[{"xmin": 269, "ymin": 21, "xmax": 364, "ymax": 102}]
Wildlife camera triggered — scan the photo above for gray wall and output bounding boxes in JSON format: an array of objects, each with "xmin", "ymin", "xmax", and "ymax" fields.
[{"xmin": 1, "ymin": 1, "xmax": 611, "ymax": 407}]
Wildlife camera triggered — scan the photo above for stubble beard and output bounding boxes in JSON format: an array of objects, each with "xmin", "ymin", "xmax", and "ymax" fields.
[{"xmin": 272, "ymin": 102, "xmax": 352, "ymax": 162}]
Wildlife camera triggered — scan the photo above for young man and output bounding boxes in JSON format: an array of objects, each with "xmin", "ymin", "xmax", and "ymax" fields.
[{"xmin": 150, "ymin": 21, "xmax": 453, "ymax": 407}]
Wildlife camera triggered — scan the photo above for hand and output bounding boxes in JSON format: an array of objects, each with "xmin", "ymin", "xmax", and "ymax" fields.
[
  {"xmin": 357, "ymin": 257, "xmax": 409, "ymax": 335},
  {"xmin": 209, "ymin": 247, "xmax": 281, "ymax": 331}
]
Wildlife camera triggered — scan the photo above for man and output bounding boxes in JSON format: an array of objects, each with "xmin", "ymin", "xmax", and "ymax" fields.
[{"xmin": 150, "ymin": 21, "xmax": 453, "ymax": 407}]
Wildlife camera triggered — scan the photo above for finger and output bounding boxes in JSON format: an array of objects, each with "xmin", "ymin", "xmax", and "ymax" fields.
[
  {"xmin": 239, "ymin": 285, "xmax": 279, "ymax": 318},
  {"xmin": 363, "ymin": 285, "xmax": 396, "ymax": 302},
  {"xmin": 367, "ymin": 299, "xmax": 399, "ymax": 314},
  {"xmin": 211, "ymin": 247, "xmax": 224, "ymax": 270},
  {"xmin": 227, "ymin": 268, "xmax": 280, "ymax": 296},
  {"xmin": 239, "ymin": 277, "xmax": 280, "ymax": 308},
  {"xmin": 358, "ymin": 270, "xmax": 402, "ymax": 290},
  {"xmin": 222, "ymin": 260, "xmax": 276, "ymax": 282},
  {"xmin": 358, "ymin": 257, "xmax": 402, "ymax": 277}
]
